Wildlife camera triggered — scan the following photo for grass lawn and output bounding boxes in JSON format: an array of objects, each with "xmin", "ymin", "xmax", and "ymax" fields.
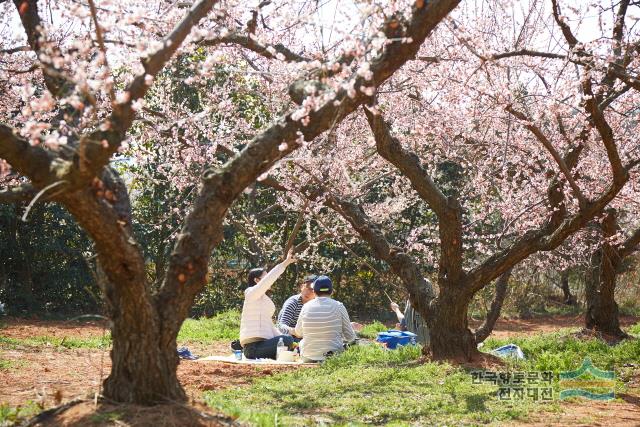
[
  {"xmin": 358, "ymin": 321, "xmax": 388, "ymax": 339},
  {"xmin": 204, "ymin": 323, "xmax": 640, "ymax": 426},
  {"xmin": 0, "ymin": 310, "xmax": 241, "ymax": 351},
  {"xmin": 0, "ymin": 401, "xmax": 42, "ymax": 426},
  {"xmin": 2, "ymin": 314, "xmax": 639, "ymax": 426},
  {"xmin": 0, "ymin": 334, "xmax": 112, "ymax": 350},
  {"xmin": 178, "ymin": 310, "xmax": 240, "ymax": 344}
]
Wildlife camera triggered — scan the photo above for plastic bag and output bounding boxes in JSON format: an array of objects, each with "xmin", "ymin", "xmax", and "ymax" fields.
[
  {"xmin": 376, "ymin": 330, "xmax": 418, "ymax": 349},
  {"xmin": 491, "ymin": 344, "xmax": 525, "ymax": 360}
]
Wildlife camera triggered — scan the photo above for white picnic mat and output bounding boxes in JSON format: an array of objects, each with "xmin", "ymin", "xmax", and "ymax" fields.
[{"xmin": 197, "ymin": 355, "xmax": 315, "ymax": 366}]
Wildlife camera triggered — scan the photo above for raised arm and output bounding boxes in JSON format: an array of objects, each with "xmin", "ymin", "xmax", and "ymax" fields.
[
  {"xmin": 390, "ymin": 301, "xmax": 405, "ymax": 323},
  {"xmin": 245, "ymin": 254, "xmax": 296, "ymax": 300}
]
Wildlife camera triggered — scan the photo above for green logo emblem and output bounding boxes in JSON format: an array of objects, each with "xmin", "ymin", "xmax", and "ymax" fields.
[{"xmin": 559, "ymin": 358, "xmax": 615, "ymax": 400}]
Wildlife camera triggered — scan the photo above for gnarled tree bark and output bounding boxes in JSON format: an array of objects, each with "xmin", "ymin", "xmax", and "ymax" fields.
[
  {"xmin": 474, "ymin": 269, "xmax": 511, "ymax": 344},
  {"xmin": 585, "ymin": 209, "xmax": 640, "ymax": 339}
]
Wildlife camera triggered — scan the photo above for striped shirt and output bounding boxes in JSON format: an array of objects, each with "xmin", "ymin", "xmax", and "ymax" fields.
[
  {"xmin": 294, "ymin": 297, "xmax": 356, "ymax": 361},
  {"xmin": 276, "ymin": 294, "xmax": 303, "ymax": 334}
]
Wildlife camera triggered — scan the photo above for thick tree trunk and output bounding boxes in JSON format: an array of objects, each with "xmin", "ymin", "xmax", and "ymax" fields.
[
  {"xmin": 474, "ymin": 269, "xmax": 511, "ymax": 344},
  {"xmin": 584, "ymin": 256, "xmax": 626, "ymax": 337},
  {"xmin": 559, "ymin": 269, "xmax": 576, "ymax": 305},
  {"xmin": 104, "ymin": 311, "xmax": 185, "ymax": 403},
  {"xmin": 94, "ymin": 259, "xmax": 186, "ymax": 404},
  {"xmin": 585, "ymin": 269, "xmax": 625, "ymax": 338},
  {"xmin": 62, "ymin": 175, "xmax": 189, "ymax": 405},
  {"xmin": 426, "ymin": 286, "xmax": 478, "ymax": 360},
  {"xmin": 584, "ymin": 209, "xmax": 626, "ymax": 339}
]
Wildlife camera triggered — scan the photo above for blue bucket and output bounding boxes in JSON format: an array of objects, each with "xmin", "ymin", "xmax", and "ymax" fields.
[{"xmin": 376, "ymin": 330, "xmax": 418, "ymax": 349}]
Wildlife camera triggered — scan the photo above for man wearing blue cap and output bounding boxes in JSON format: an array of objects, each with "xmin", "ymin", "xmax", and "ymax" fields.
[{"xmin": 294, "ymin": 275, "xmax": 357, "ymax": 362}]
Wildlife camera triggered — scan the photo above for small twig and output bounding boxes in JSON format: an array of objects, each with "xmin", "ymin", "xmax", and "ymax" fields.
[
  {"xmin": 66, "ymin": 314, "xmax": 108, "ymax": 322},
  {"xmin": 383, "ymin": 290, "xmax": 394, "ymax": 304},
  {"xmin": 87, "ymin": 0, "xmax": 115, "ymax": 102},
  {"xmin": 0, "ymin": 45, "xmax": 30, "ymax": 54},
  {"xmin": 21, "ymin": 181, "xmax": 67, "ymax": 222},
  {"xmin": 283, "ymin": 199, "xmax": 309, "ymax": 258}
]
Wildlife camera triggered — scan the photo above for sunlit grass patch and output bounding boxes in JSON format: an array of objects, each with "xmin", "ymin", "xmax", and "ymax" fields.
[
  {"xmin": 178, "ymin": 310, "xmax": 240, "ymax": 344},
  {"xmin": 0, "ymin": 401, "xmax": 41, "ymax": 425},
  {"xmin": 0, "ymin": 357, "xmax": 27, "ymax": 371},
  {"xmin": 204, "ymin": 326, "xmax": 640, "ymax": 426},
  {"xmin": 358, "ymin": 321, "xmax": 388, "ymax": 339},
  {"xmin": 204, "ymin": 344, "xmax": 555, "ymax": 426},
  {"xmin": 483, "ymin": 325, "xmax": 640, "ymax": 373},
  {"xmin": 628, "ymin": 322, "xmax": 640, "ymax": 336}
]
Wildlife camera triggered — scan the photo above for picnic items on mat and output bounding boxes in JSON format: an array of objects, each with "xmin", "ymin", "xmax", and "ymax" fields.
[
  {"xmin": 197, "ymin": 355, "xmax": 313, "ymax": 365},
  {"xmin": 276, "ymin": 350, "xmax": 296, "ymax": 362},
  {"xmin": 375, "ymin": 330, "xmax": 418, "ymax": 349}
]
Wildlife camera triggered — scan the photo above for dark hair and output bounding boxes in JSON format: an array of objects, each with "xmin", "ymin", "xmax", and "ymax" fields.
[
  {"xmin": 315, "ymin": 290, "xmax": 332, "ymax": 297},
  {"xmin": 246, "ymin": 268, "xmax": 266, "ymax": 289}
]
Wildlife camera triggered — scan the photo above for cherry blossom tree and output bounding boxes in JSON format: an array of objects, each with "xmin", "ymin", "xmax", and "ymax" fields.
[
  {"xmin": 0, "ymin": 0, "xmax": 460, "ymax": 403},
  {"xmin": 555, "ymin": 180, "xmax": 640, "ymax": 338},
  {"xmin": 272, "ymin": 0, "xmax": 640, "ymax": 360}
]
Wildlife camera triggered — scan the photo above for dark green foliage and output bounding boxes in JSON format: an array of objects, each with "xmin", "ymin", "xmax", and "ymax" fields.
[{"xmin": 0, "ymin": 203, "xmax": 99, "ymax": 316}]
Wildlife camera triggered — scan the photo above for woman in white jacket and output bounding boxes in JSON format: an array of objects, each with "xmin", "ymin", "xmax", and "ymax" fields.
[{"xmin": 240, "ymin": 251, "xmax": 296, "ymax": 359}]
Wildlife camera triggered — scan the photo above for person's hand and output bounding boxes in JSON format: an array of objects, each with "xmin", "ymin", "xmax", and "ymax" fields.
[
  {"xmin": 285, "ymin": 249, "xmax": 297, "ymax": 264},
  {"xmin": 390, "ymin": 302, "xmax": 400, "ymax": 312}
]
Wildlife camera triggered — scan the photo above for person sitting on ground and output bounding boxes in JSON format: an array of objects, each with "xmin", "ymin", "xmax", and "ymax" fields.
[
  {"xmin": 239, "ymin": 251, "xmax": 296, "ymax": 359},
  {"xmin": 276, "ymin": 274, "xmax": 317, "ymax": 336},
  {"xmin": 294, "ymin": 275, "xmax": 357, "ymax": 362},
  {"xmin": 390, "ymin": 300, "xmax": 430, "ymax": 346}
]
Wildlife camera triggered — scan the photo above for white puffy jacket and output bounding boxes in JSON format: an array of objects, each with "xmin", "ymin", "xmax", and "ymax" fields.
[{"xmin": 239, "ymin": 259, "xmax": 293, "ymax": 345}]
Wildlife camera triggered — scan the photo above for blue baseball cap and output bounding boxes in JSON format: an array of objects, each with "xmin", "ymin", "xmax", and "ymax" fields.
[{"xmin": 313, "ymin": 275, "xmax": 333, "ymax": 293}]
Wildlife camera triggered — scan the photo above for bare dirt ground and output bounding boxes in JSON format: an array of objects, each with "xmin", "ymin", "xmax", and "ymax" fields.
[
  {"xmin": 1, "ymin": 314, "xmax": 639, "ymax": 426},
  {"xmin": 0, "ymin": 344, "xmax": 302, "ymax": 408},
  {"xmin": 469, "ymin": 313, "xmax": 640, "ymax": 339},
  {"xmin": 0, "ymin": 318, "xmax": 108, "ymax": 341},
  {"xmin": 506, "ymin": 395, "xmax": 640, "ymax": 427}
]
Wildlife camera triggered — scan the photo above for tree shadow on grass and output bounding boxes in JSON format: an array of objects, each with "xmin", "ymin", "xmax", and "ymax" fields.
[
  {"xmin": 269, "ymin": 369, "xmax": 430, "ymax": 423},
  {"xmin": 23, "ymin": 400, "xmax": 238, "ymax": 427},
  {"xmin": 464, "ymin": 393, "xmax": 490, "ymax": 412},
  {"xmin": 618, "ymin": 393, "xmax": 640, "ymax": 408}
]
